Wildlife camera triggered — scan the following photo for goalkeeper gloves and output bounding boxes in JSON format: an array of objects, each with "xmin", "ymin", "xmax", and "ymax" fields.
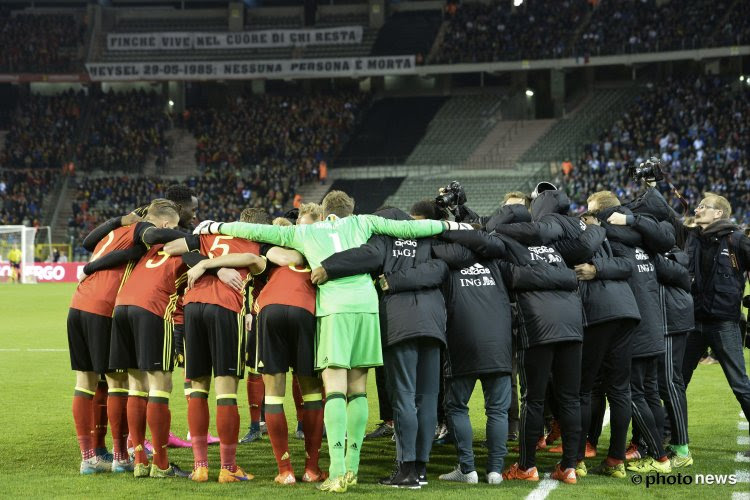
[
  {"xmin": 193, "ymin": 220, "xmax": 224, "ymax": 235},
  {"xmin": 442, "ymin": 221, "xmax": 474, "ymax": 231}
]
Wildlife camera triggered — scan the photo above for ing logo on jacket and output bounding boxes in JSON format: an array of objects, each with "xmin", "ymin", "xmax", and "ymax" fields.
[
  {"xmin": 392, "ymin": 238, "xmax": 417, "ymax": 258},
  {"xmin": 459, "ymin": 264, "xmax": 496, "ymax": 287},
  {"xmin": 528, "ymin": 246, "xmax": 563, "ymax": 264}
]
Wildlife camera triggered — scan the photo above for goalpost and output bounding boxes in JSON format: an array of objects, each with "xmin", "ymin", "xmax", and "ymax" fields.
[{"xmin": 0, "ymin": 225, "xmax": 38, "ymax": 284}]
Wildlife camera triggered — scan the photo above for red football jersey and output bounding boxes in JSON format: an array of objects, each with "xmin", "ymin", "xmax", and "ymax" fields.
[
  {"xmin": 257, "ymin": 264, "xmax": 315, "ymax": 316},
  {"xmin": 70, "ymin": 225, "xmax": 138, "ymax": 317},
  {"xmin": 183, "ymin": 234, "xmax": 261, "ymax": 314},
  {"xmin": 115, "ymin": 244, "xmax": 188, "ymax": 321}
]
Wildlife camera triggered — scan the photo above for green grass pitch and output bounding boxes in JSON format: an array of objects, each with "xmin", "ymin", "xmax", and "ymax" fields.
[{"xmin": 0, "ymin": 283, "xmax": 748, "ymax": 499}]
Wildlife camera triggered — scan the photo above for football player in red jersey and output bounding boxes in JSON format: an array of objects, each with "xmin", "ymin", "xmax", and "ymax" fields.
[
  {"xmin": 109, "ymin": 199, "xmax": 190, "ymax": 478},
  {"xmin": 69, "ymin": 211, "xmax": 145, "ymax": 474}
]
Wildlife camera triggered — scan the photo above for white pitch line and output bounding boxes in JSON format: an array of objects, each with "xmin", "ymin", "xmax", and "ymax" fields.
[
  {"xmin": 741, "ymin": 411, "xmax": 746, "ymax": 418},
  {"xmin": 0, "ymin": 348, "xmax": 21, "ymax": 352},
  {"xmin": 738, "ymin": 436, "xmax": 750, "ymax": 446},
  {"xmin": 736, "ymin": 470, "xmax": 750, "ymax": 483},
  {"xmin": 26, "ymin": 348, "xmax": 67, "ymax": 352},
  {"xmin": 732, "ymin": 493, "xmax": 750, "ymax": 500},
  {"xmin": 736, "ymin": 452, "xmax": 750, "ymax": 463},
  {"xmin": 525, "ymin": 473, "xmax": 559, "ymax": 500},
  {"xmin": 602, "ymin": 406, "xmax": 611, "ymax": 428},
  {"xmin": 739, "ymin": 421, "xmax": 749, "ymax": 431}
]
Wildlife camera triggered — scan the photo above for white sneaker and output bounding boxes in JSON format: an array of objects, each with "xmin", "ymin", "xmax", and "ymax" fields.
[
  {"xmin": 487, "ymin": 471, "xmax": 503, "ymax": 484},
  {"xmin": 80, "ymin": 456, "xmax": 111, "ymax": 475},
  {"xmin": 438, "ymin": 466, "xmax": 478, "ymax": 483}
]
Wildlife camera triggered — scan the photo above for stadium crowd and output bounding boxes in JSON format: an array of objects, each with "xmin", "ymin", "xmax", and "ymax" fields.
[
  {"xmin": 0, "ymin": 169, "xmax": 55, "ymax": 226},
  {"xmin": 436, "ymin": 0, "xmax": 746, "ymax": 64},
  {"xmin": 183, "ymin": 92, "xmax": 365, "ymax": 178},
  {"xmin": 77, "ymin": 90, "xmax": 171, "ymax": 172},
  {"xmin": 3, "ymin": 90, "xmax": 84, "ymax": 169},
  {"xmin": 559, "ymin": 76, "xmax": 750, "ymax": 224},
  {"xmin": 0, "ymin": 11, "xmax": 85, "ymax": 73}
]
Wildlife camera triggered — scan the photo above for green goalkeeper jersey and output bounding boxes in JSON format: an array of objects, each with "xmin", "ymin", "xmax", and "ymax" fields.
[{"xmin": 220, "ymin": 214, "xmax": 445, "ymax": 316}]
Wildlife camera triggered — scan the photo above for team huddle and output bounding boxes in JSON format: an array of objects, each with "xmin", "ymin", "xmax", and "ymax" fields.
[{"xmin": 67, "ymin": 175, "xmax": 750, "ymax": 492}]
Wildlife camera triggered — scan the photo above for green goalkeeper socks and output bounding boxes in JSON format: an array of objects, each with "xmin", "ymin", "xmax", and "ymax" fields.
[
  {"xmin": 672, "ymin": 444, "xmax": 689, "ymax": 457},
  {"xmin": 324, "ymin": 393, "xmax": 347, "ymax": 478},
  {"xmin": 345, "ymin": 393, "xmax": 368, "ymax": 476}
]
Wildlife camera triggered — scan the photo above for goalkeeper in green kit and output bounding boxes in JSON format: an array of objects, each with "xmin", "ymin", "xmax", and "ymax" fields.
[{"xmin": 194, "ymin": 191, "xmax": 463, "ymax": 493}]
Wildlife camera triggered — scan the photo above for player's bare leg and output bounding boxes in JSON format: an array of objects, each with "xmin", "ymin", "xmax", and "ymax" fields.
[
  {"xmin": 214, "ymin": 375, "xmax": 252, "ymax": 482},
  {"xmin": 187, "ymin": 376, "xmax": 211, "ymax": 481},
  {"xmin": 298, "ymin": 375, "xmax": 326, "ymax": 482},
  {"xmin": 145, "ymin": 370, "xmax": 173, "ymax": 476},
  {"xmin": 105, "ymin": 371, "xmax": 131, "ymax": 471}
]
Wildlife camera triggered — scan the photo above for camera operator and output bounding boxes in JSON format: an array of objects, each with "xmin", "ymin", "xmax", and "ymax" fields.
[
  {"xmin": 590, "ymin": 190, "xmax": 675, "ymax": 474},
  {"xmin": 625, "ymin": 157, "xmax": 750, "ymax": 458}
]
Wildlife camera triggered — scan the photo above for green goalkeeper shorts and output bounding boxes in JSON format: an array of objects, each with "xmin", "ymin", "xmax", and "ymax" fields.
[{"xmin": 316, "ymin": 313, "xmax": 382, "ymax": 370}]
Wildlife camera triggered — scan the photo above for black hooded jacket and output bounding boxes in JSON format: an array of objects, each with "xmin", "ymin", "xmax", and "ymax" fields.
[
  {"xmin": 597, "ymin": 206, "xmax": 673, "ymax": 358},
  {"xmin": 430, "ymin": 240, "xmax": 514, "ymax": 378},
  {"xmin": 320, "ymin": 208, "xmax": 449, "ymax": 348}
]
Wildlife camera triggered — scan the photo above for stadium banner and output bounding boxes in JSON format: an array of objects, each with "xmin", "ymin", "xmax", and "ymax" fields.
[
  {"xmin": 0, "ymin": 262, "xmax": 84, "ymax": 283},
  {"xmin": 107, "ymin": 26, "xmax": 363, "ymax": 51},
  {"xmin": 86, "ymin": 55, "xmax": 416, "ymax": 81}
]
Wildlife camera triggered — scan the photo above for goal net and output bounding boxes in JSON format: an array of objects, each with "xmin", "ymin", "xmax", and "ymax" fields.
[{"xmin": 0, "ymin": 225, "xmax": 38, "ymax": 284}]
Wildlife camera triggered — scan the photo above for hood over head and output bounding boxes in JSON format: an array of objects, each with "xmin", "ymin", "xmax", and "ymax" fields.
[
  {"xmin": 531, "ymin": 189, "xmax": 570, "ymax": 221},
  {"xmin": 374, "ymin": 207, "xmax": 412, "ymax": 221}
]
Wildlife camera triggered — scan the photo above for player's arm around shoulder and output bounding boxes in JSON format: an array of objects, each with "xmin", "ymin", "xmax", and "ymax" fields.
[
  {"xmin": 358, "ymin": 214, "xmax": 445, "ymax": 240},
  {"xmin": 219, "ymin": 221, "xmax": 302, "ymax": 250}
]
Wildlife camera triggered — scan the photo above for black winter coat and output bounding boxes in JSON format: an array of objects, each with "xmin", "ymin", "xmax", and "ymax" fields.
[
  {"xmin": 441, "ymin": 230, "xmax": 583, "ymax": 350},
  {"xmin": 598, "ymin": 206, "xmax": 673, "ymax": 358},
  {"xmin": 655, "ymin": 247, "xmax": 695, "ymax": 335}
]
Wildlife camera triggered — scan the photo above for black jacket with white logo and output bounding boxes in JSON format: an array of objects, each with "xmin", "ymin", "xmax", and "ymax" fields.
[
  {"xmin": 597, "ymin": 206, "xmax": 674, "ymax": 357},
  {"xmin": 441, "ymin": 230, "xmax": 583, "ymax": 350}
]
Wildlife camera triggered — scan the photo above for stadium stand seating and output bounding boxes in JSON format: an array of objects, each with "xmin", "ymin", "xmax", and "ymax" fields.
[
  {"xmin": 303, "ymin": 13, "xmax": 377, "ymax": 59},
  {"xmin": 0, "ymin": 169, "xmax": 57, "ymax": 226},
  {"xmin": 519, "ymin": 86, "xmax": 640, "ymax": 163},
  {"xmin": 370, "ymin": 10, "xmax": 442, "ymax": 58},
  {"xmin": 0, "ymin": 11, "xmax": 86, "ymax": 73},
  {"xmin": 326, "ymin": 177, "xmax": 406, "ymax": 214},
  {"xmin": 434, "ymin": 0, "xmax": 590, "ymax": 63},
  {"xmin": 336, "ymin": 96, "xmax": 448, "ymax": 167},
  {"xmin": 78, "ymin": 89, "xmax": 171, "ymax": 172},
  {"xmin": 3, "ymin": 90, "xmax": 85, "ymax": 169},
  {"xmin": 405, "ymin": 94, "xmax": 505, "ymax": 166},
  {"xmin": 561, "ymin": 76, "xmax": 750, "ymax": 223}
]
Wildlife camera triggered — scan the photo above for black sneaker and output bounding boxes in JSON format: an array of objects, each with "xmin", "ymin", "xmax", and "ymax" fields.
[
  {"xmin": 743, "ymin": 449, "xmax": 750, "ymax": 459},
  {"xmin": 169, "ymin": 462, "xmax": 191, "ymax": 478},
  {"xmin": 380, "ymin": 462, "xmax": 420, "ymax": 489},
  {"xmin": 366, "ymin": 421, "xmax": 394, "ymax": 440},
  {"xmin": 378, "ymin": 462, "xmax": 401, "ymax": 486},
  {"xmin": 415, "ymin": 461, "xmax": 428, "ymax": 486}
]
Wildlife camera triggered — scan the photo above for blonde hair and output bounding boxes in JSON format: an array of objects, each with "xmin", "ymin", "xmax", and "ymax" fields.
[
  {"xmin": 701, "ymin": 193, "xmax": 731, "ymax": 219},
  {"xmin": 322, "ymin": 190, "xmax": 355, "ymax": 218},
  {"xmin": 272, "ymin": 217, "xmax": 292, "ymax": 226},
  {"xmin": 587, "ymin": 191, "xmax": 621, "ymax": 213},
  {"xmin": 298, "ymin": 202, "xmax": 323, "ymax": 222},
  {"xmin": 503, "ymin": 191, "xmax": 531, "ymax": 208},
  {"xmin": 146, "ymin": 198, "xmax": 180, "ymax": 220}
]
